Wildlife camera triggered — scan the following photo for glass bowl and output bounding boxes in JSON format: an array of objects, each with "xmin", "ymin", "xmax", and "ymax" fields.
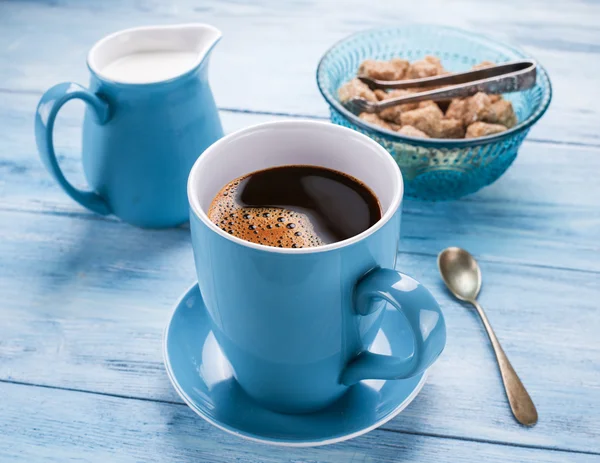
[{"xmin": 316, "ymin": 25, "xmax": 552, "ymax": 200}]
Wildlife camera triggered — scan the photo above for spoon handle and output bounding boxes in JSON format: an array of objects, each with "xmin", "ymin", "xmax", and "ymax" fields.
[{"xmin": 470, "ymin": 300, "xmax": 538, "ymax": 426}]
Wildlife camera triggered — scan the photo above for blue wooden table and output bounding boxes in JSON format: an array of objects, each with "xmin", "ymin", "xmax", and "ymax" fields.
[{"xmin": 1, "ymin": 1, "xmax": 599, "ymax": 461}]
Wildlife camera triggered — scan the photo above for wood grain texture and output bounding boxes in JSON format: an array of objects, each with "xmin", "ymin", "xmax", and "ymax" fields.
[
  {"xmin": 1, "ymin": 92, "xmax": 599, "ymax": 272},
  {"xmin": 0, "ymin": 0, "xmax": 599, "ymax": 146},
  {"xmin": 0, "ymin": 0, "xmax": 599, "ymax": 461},
  {"xmin": 1, "ymin": 382, "xmax": 598, "ymax": 463},
  {"xmin": 0, "ymin": 210, "xmax": 598, "ymax": 453}
]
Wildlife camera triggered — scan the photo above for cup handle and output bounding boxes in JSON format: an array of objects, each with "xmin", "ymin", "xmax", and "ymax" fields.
[
  {"xmin": 35, "ymin": 82, "xmax": 112, "ymax": 215},
  {"xmin": 341, "ymin": 267, "xmax": 446, "ymax": 385}
]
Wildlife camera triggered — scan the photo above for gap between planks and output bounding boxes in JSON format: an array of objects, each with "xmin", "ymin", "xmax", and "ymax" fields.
[
  {"xmin": 1, "ymin": 378, "xmax": 598, "ymax": 458},
  {"xmin": 0, "ymin": 204, "xmax": 598, "ymax": 277},
  {"xmin": 1, "ymin": 87, "xmax": 599, "ymax": 149}
]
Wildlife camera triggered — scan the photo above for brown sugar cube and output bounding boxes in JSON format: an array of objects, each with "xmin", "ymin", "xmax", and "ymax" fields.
[
  {"xmin": 338, "ymin": 78, "xmax": 377, "ymax": 103},
  {"xmin": 398, "ymin": 125, "xmax": 430, "ymax": 138},
  {"xmin": 379, "ymin": 106, "xmax": 404, "ymax": 124},
  {"xmin": 424, "ymin": 55, "xmax": 446, "ymax": 74},
  {"xmin": 400, "ymin": 104, "xmax": 444, "ymax": 136},
  {"xmin": 466, "ymin": 122, "xmax": 507, "ymax": 138},
  {"xmin": 358, "ymin": 58, "xmax": 409, "ymax": 81},
  {"xmin": 390, "ymin": 58, "xmax": 410, "ymax": 79},
  {"xmin": 378, "ymin": 89, "xmax": 419, "ymax": 124},
  {"xmin": 374, "ymin": 89, "xmax": 388, "ymax": 100},
  {"xmin": 407, "ymin": 55, "xmax": 445, "ymax": 79},
  {"xmin": 486, "ymin": 99, "xmax": 517, "ymax": 128},
  {"xmin": 448, "ymin": 95, "xmax": 501, "ymax": 121},
  {"xmin": 359, "ymin": 112, "xmax": 394, "ymax": 131},
  {"xmin": 406, "ymin": 60, "xmax": 438, "ymax": 79},
  {"xmin": 445, "ymin": 98, "xmax": 467, "ymax": 120},
  {"xmin": 463, "ymin": 92, "xmax": 492, "ymax": 125},
  {"xmin": 472, "ymin": 60, "xmax": 496, "ymax": 70},
  {"xmin": 418, "ymin": 100, "xmax": 439, "ymax": 109},
  {"xmin": 432, "ymin": 119, "xmax": 466, "ymax": 139}
]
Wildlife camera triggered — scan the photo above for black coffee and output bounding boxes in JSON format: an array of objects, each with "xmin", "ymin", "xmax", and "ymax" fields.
[{"xmin": 208, "ymin": 165, "xmax": 381, "ymax": 248}]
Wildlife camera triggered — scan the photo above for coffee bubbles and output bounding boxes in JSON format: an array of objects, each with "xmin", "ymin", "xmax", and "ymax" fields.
[{"xmin": 208, "ymin": 166, "xmax": 381, "ymax": 249}]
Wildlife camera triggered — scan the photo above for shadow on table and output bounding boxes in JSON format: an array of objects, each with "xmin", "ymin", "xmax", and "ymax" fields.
[
  {"xmin": 37, "ymin": 216, "xmax": 192, "ymax": 298},
  {"xmin": 160, "ymin": 377, "xmax": 422, "ymax": 461}
]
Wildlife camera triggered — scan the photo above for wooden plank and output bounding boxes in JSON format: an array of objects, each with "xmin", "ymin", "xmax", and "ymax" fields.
[
  {"xmin": 0, "ymin": 210, "xmax": 598, "ymax": 453},
  {"xmin": 1, "ymin": 92, "xmax": 598, "ymax": 272},
  {"xmin": 0, "ymin": 0, "xmax": 599, "ymax": 145},
  {"xmin": 0, "ymin": 381, "xmax": 597, "ymax": 462}
]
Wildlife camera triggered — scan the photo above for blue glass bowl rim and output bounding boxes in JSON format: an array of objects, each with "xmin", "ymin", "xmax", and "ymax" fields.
[{"xmin": 316, "ymin": 25, "xmax": 553, "ymax": 148}]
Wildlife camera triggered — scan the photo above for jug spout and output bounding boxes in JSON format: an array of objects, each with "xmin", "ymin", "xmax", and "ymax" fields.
[
  {"xmin": 88, "ymin": 23, "xmax": 221, "ymax": 84},
  {"xmin": 178, "ymin": 23, "xmax": 222, "ymax": 65}
]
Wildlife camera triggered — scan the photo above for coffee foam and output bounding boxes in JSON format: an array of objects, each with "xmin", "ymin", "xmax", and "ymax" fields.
[{"xmin": 207, "ymin": 179, "xmax": 324, "ymax": 248}]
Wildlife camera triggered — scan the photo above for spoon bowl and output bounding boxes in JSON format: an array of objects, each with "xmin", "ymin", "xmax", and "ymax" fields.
[{"xmin": 438, "ymin": 247, "xmax": 482, "ymax": 302}]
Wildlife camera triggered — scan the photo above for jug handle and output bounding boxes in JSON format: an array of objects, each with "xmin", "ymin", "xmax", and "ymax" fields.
[
  {"xmin": 340, "ymin": 268, "xmax": 446, "ymax": 385},
  {"xmin": 35, "ymin": 82, "xmax": 112, "ymax": 215}
]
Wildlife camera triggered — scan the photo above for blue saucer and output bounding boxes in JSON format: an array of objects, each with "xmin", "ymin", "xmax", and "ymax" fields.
[{"xmin": 163, "ymin": 283, "xmax": 427, "ymax": 447}]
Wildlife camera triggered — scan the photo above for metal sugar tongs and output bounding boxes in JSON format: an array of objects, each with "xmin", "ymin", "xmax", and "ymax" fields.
[{"xmin": 344, "ymin": 59, "xmax": 537, "ymax": 115}]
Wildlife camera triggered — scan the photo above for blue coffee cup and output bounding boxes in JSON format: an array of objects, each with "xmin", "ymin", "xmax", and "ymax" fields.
[{"xmin": 188, "ymin": 121, "xmax": 446, "ymax": 414}]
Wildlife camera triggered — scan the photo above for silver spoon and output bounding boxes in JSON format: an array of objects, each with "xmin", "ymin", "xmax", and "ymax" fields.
[{"xmin": 437, "ymin": 247, "xmax": 538, "ymax": 426}]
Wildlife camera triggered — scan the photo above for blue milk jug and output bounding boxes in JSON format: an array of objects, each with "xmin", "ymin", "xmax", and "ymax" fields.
[{"xmin": 35, "ymin": 24, "xmax": 224, "ymax": 228}]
